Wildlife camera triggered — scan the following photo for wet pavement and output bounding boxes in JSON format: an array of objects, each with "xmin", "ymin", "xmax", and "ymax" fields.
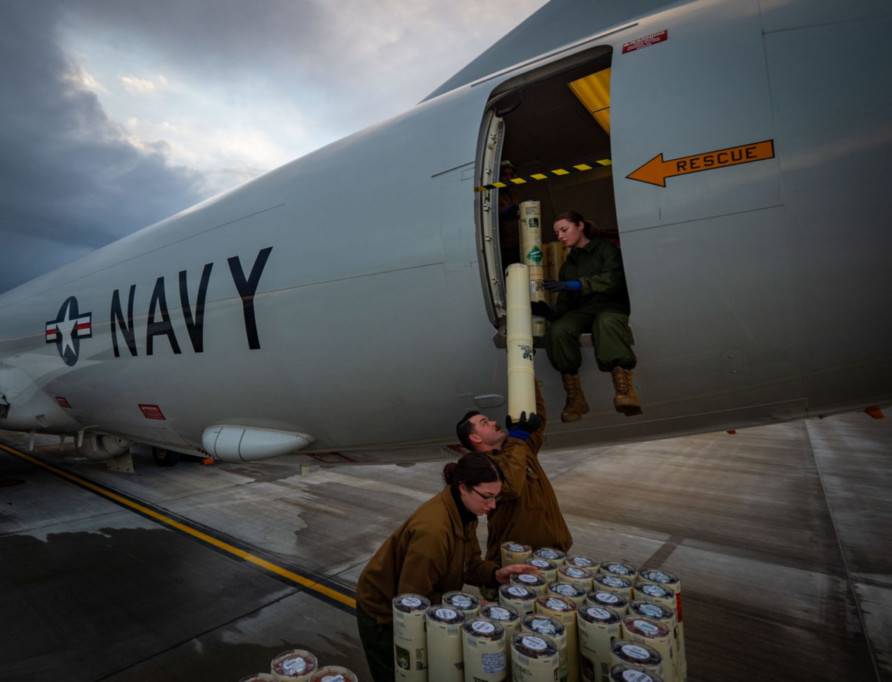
[{"xmin": 1, "ymin": 409, "xmax": 890, "ymax": 680}]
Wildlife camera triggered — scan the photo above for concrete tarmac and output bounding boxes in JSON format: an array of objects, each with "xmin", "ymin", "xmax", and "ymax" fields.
[{"xmin": 1, "ymin": 411, "xmax": 890, "ymax": 681}]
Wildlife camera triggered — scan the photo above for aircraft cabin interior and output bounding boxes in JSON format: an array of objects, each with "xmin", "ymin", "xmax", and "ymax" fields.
[{"xmin": 476, "ymin": 46, "xmax": 616, "ymax": 330}]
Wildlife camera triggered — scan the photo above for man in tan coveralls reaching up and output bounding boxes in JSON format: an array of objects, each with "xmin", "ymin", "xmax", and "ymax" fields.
[{"xmin": 456, "ymin": 381, "xmax": 573, "ymax": 564}]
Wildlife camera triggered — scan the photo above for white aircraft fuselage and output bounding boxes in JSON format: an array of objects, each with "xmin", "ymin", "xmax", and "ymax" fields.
[{"xmin": 1, "ymin": 0, "xmax": 890, "ymax": 464}]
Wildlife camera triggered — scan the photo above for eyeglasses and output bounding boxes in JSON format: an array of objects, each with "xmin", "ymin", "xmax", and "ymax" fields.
[{"xmin": 472, "ymin": 487, "xmax": 501, "ymax": 504}]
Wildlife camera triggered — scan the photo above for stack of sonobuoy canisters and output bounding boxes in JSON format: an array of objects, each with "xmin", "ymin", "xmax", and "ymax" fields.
[{"xmin": 392, "ymin": 542, "xmax": 687, "ymax": 682}]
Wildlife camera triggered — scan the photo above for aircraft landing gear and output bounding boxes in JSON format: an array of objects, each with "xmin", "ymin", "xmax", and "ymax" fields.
[{"xmin": 152, "ymin": 447, "xmax": 181, "ymax": 467}]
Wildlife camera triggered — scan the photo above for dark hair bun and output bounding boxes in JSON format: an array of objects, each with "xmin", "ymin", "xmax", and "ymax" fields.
[
  {"xmin": 443, "ymin": 452, "xmax": 502, "ymax": 487},
  {"xmin": 443, "ymin": 461, "xmax": 459, "ymax": 485}
]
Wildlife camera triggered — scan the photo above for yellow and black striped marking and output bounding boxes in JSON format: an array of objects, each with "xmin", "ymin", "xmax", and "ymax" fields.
[{"xmin": 474, "ymin": 159, "xmax": 612, "ymax": 192}]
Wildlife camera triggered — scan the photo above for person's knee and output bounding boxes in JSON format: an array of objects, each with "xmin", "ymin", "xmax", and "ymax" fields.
[{"xmin": 551, "ymin": 319, "xmax": 580, "ymax": 343}]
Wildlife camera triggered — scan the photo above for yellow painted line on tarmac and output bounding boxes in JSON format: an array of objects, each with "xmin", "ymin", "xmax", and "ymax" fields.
[{"xmin": 0, "ymin": 443, "xmax": 356, "ymax": 610}]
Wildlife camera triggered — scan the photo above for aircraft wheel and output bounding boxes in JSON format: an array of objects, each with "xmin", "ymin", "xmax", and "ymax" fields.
[{"xmin": 152, "ymin": 447, "xmax": 181, "ymax": 467}]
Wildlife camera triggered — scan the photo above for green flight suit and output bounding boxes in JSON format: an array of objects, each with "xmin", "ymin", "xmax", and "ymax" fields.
[{"xmin": 545, "ymin": 237, "xmax": 636, "ymax": 373}]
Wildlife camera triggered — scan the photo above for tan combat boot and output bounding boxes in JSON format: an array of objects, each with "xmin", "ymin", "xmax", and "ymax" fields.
[
  {"xmin": 611, "ymin": 367, "xmax": 642, "ymax": 416},
  {"xmin": 560, "ymin": 373, "xmax": 589, "ymax": 422}
]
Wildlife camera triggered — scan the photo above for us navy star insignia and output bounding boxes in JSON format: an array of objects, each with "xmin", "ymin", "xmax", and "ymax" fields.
[{"xmin": 46, "ymin": 297, "xmax": 92, "ymax": 366}]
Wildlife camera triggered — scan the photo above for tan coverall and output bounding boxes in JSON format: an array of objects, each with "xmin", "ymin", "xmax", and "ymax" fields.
[
  {"xmin": 484, "ymin": 384, "xmax": 573, "ymax": 563},
  {"xmin": 356, "ymin": 486, "xmax": 499, "ymax": 625}
]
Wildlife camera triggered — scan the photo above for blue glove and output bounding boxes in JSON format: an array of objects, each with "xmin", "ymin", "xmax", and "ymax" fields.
[
  {"xmin": 506, "ymin": 412, "xmax": 542, "ymax": 440},
  {"xmin": 530, "ymin": 301, "xmax": 555, "ymax": 321},
  {"xmin": 502, "ymin": 204, "xmax": 519, "ymax": 221},
  {"xmin": 543, "ymin": 279, "xmax": 581, "ymax": 292}
]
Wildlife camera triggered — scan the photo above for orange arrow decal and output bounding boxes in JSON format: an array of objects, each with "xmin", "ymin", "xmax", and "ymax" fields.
[{"xmin": 627, "ymin": 140, "xmax": 775, "ymax": 187}]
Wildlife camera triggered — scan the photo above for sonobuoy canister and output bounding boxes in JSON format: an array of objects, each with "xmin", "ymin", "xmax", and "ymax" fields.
[
  {"xmin": 535, "ymin": 595, "xmax": 578, "ymax": 682},
  {"xmin": 443, "ymin": 590, "xmax": 481, "ymax": 618},
  {"xmin": 270, "ymin": 650, "xmax": 318, "ymax": 682},
  {"xmin": 506, "ymin": 263, "xmax": 535, "ymax": 419},
  {"xmin": 523, "ymin": 613, "xmax": 568, "ymax": 682},
  {"xmin": 629, "ymin": 599, "xmax": 676, "ymax": 668},
  {"xmin": 526, "ymin": 557, "xmax": 558, "ymax": 584},
  {"xmin": 483, "ymin": 602, "xmax": 522, "ymax": 672},
  {"xmin": 558, "ymin": 565, "xmax": 594, "ymax": 592},
  {"xmin": 632, "ymin": 581, "xmax": 683, "ymax": 681},
  {"xmin": 462, "ymin": 617, "xmax": 507, "ymax": 681},
  {"xmin": 577, "ymin": 604, "xmax": 621, "ymax": 682},
  {"xmin": 502, "ymin": 541, "xmax": 533, "ymax": 566},
  {"xmin": 500, "ymin": 584, "xmax": 538, "ymax": 616},
  {"xmin": 632, "ymin": 582, "xmax": 674, "ymax": 613},
  {"xmin": 427, "ymin": 606, "xmax": 465, "ymax": 682},
  {"xmin": 393, "ymin": 593, "xmax": 430, "ymax": 680},
  {"xmin": 511, "ymin": 633, "xmax": 561, "ymax": 682},
  {"xmin": 519, "ymin": 200, "xmax": 546, "ymax": 338},
  {"xmin": 533, "ymin": 547, "xmax": 567, "ymax": 567},
  {"xmin": 547, "ymin": 581, "xmax": 587, "ymax": 609},
  {"xmin": 610, "ymin": 640, "xmax": 663, "ymax": 679},
  {"xmin": 622, "ymin": 616, "xmax": 675, "ymax": 682},
  {"xmin": 586, "ymin": 590, "xmax": 628, "ymax": 615},
  {"xmin": 638, "ymin": 570, "xmax": 685, "ymax": 681},
  {"xmin": 483, "ymin": 602, "xmax": 521, "ymax": 634},
  {"xmin": 593, "ymin": 573, "xmax": 633, "ymax": 600}
]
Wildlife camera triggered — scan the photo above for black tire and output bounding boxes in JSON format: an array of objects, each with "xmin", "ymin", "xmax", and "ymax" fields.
[{"xmin": 152, "ymin": 447, "xmax": 181, "ymax": 467}]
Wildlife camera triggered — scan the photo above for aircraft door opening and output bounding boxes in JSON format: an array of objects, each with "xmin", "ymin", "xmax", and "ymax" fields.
[{"xmin": 475, "ymin": 46, "xmax": 616, "ymax": 334}]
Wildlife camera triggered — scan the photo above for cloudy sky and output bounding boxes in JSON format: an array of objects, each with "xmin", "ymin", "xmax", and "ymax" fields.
[{"xmin": 0, "ymin": 0, "xmax": 548, "ymax": 294}]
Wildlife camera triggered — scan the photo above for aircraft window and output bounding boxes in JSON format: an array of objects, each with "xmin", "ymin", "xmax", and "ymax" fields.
[{"xmin": 476, "ymin": 48, "xmax": 617, "ymax": 330}]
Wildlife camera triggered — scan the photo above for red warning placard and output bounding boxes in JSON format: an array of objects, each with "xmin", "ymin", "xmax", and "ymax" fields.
[
  {"xmin": 139, "ymin": 404, "xmax": 166, "ymax": 420},
  {"xmin": 622, "ymin": 30, "xmax": 668, "ymax": 54}
]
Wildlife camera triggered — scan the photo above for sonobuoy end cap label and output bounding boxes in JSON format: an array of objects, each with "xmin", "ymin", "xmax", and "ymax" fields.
[
  {"xmin": 506, "ymin": 585, "xmax": 534, "ymax": 598},
  {"xmin": 472, "ymin": 620, "xmax": 495, "ymax": 634},
  {"xmin": 550, "ymin": 582, "xmax": 583, "ymax": 597},
  {"xmin": 622, "ymin": 644, "xmax": 651, "ymax": 660},
  {"xmin": 271, "ymin": 650, "xmax": 318, "ymax": 680},
  {"xmin": 522, "ymin": 635, "xmax": 547, "ymax": 651},
  {"xmin": 516, "ymin": 573, "xmax": 541, "ymax": 585},
  {"xmin": 541, "ymin": 596, "xmax": 574, "ymax": 611},
  {"xmin": 641, "ymin": 569, "xmax": 677, "ymax": 584},
  {"xmin": 639, "ymin": 584, "xmax": 671, "ymax": 598},
  {"xmin": 594, "ymin": 591, "xmax": 621, "ymax": 603},
  {"xmin": 433, "ymin": 607, "xmax": 460, "ymax": 621},
  {"xmin": 393, "ymin": 593, "xmax": 430, "ymax": 612},
  {"xmin": 581, "ymin": 605, "xmax": 620, "ymax": 623},
  {"xmin": 528, "ymin": 617, "xmax": 558, "ymax": 635},
  {"xmin": 487, "ymin": 606, "xmax": 513, "ymax": 621},
  {"xmin": 610, "ymin": 666, "xmax": 664, "ymax": 682}
]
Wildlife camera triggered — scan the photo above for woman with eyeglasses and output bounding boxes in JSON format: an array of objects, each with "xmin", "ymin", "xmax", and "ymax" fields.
[{"xmin": 355, "ymin": 452, "xmax": 539, "ymax": 682}]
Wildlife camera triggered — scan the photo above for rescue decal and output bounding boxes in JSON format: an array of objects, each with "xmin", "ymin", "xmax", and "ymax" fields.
[
  {"xmin": 474, "ymin": 160, "xmax": 611, "ymax": 192},
  {"xmin": 45, "ymin": 296, "xmax": 93, "ymax": 366},
  {"xmin": 622, "ymin": 30, "xmax": 668, "ymax": 54},
  {"xmin": 627, "ymin": 140, "xmax": 775, "ymax": 187}
]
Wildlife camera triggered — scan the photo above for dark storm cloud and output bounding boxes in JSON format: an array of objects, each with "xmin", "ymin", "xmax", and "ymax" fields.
[{"xmin": 0, "ymin": 2, "xmax": 206, "ymax": 293}]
